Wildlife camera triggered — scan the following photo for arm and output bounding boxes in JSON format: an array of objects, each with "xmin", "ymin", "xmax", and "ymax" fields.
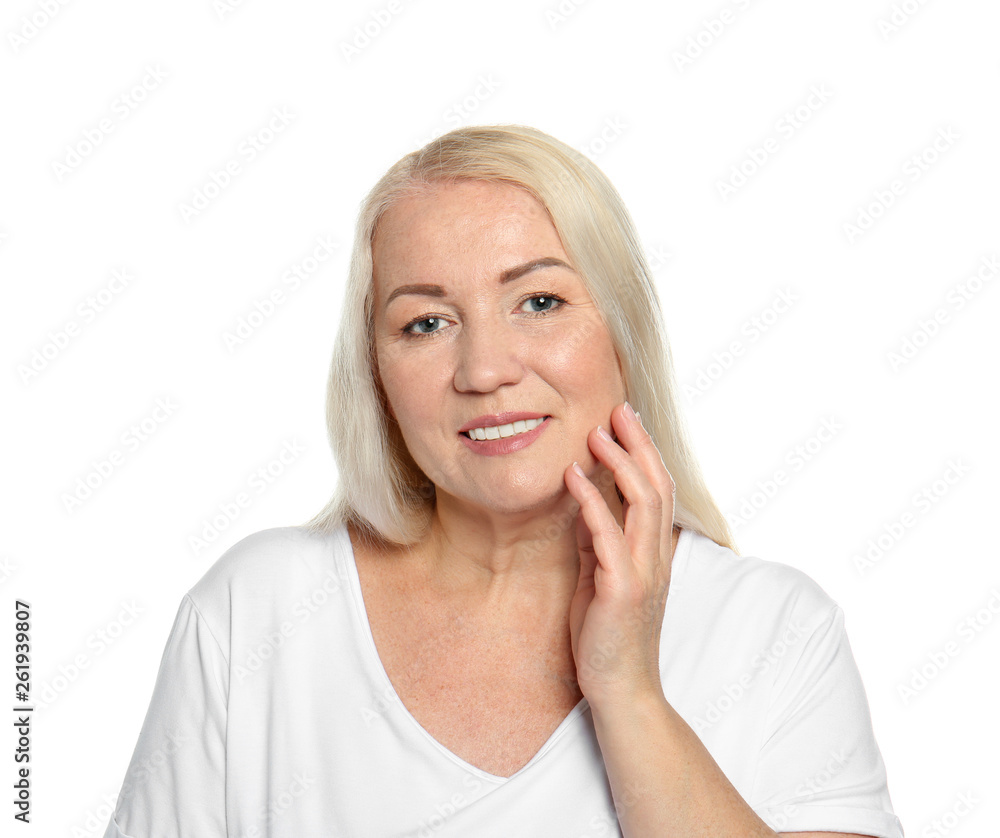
[
  {"xmin": 565, "ymin": 403, "xmax": 893, "ymax": 837},
  {"xmin": 566, "ymin": 402, "xmax": 768, "ymax": 835},
  {"xmin": 591, "ymin": 685, "xmax": 775, "ymax": 836},
  {"xmin": 104, "ymin": 594, "xmax": 228, "ymax": 837},
  {"xmin": 590, "ymin": 684, "xmax": 876, "ymax": 837}
]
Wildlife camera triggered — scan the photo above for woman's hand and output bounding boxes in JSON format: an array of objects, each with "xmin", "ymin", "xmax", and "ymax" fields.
[{"xmin": 564, "ymin": 401, "xmax": 676, "ymax": 711}]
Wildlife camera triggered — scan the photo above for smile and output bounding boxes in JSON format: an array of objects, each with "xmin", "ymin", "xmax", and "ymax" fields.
[
  {"xmin": 459, "ymin": 416, "xmax": 552, "ymax": 456},
  {"xmin": 462, "ymin": 416, "xmax": 548, "ymax": 440}
]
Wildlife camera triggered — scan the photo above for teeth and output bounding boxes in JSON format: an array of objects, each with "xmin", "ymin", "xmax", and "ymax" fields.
[{"xmin": 466, "ymin": 417, "xmax": 545, "ymax": 441}]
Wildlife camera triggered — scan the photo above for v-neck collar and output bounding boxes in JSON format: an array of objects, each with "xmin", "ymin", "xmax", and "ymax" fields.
[{"xmin": 337, "ymin": 524, "xmax": 592, "ymax": 783}]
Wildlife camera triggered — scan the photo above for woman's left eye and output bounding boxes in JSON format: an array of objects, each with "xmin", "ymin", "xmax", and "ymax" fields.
[{"xmin": 521, "ymin": 294, "xmax": 566, "ymax": 315}]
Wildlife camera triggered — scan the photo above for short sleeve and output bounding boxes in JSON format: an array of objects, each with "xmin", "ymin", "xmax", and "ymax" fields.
[
  {"xmin": 103, "ymin": 594, "xmax": 228, "ymax": 838},
  {"xmin": 750, "ymin": 605, "xmax": 904, "ymax": 838}
]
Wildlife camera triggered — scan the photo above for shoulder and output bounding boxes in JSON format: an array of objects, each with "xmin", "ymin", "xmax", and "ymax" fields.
[
  {"xmin": 185, "ymin": 525, "xmax": 351, "ymax": 655},
  {"xmin": 190, "ymin": 525, "xmax": 339, "ymax": 595},
  {"xmin": 663, "ymin": 531, "xmax": 851, "ymax": 726},
  {"xmin": 677, "ymin": 529, "xmax": 839, "ymax": 632}
]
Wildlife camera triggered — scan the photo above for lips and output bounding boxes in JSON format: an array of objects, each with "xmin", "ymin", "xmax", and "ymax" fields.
[
  {"xmin": 458, "ymin": 411, "xmax": 550, "ymax": 434},
  {"xmin": 462, "ymin": 416, "xmax": 549, "ymax": 440},
  {"xmin": 459, "ymin": 416, "xmax": 551, "ymax": 456}
]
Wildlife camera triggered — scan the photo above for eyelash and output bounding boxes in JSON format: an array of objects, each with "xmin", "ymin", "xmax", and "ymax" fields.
[{"xmin": 400, "ymin": 293, "xmax": 568, "ymax": 339}]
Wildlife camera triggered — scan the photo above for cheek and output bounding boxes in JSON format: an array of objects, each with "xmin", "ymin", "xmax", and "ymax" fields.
[
  {"xmin": 379, "ymin": 350, "xmax": 448, "ymax": 424},
  {"xmin": 546, "ymin": 325, "xmax": 621, "ymax": 388}
]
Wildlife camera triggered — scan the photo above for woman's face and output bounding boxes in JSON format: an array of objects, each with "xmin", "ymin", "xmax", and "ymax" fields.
[{"xmin": 372, "ymin": 179, "xmax": 627, "ymax": 515}]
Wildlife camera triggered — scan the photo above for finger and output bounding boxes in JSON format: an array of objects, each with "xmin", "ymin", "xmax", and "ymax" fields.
[
  {"xmin": 610, "ymin": 403, "xmax": 675, "ymax": 561},
  {"xmin": 611, "ymin": 403, "xmax": 675, "ymax": 511},
  {"xmin": 566, "ymin": 461, "xmax": 632, "ymax": 590},
  {"xmin": 574, "ymin": 507, "xmax": 597, "ymax": 594},
  {"xmin": 588, "ymin": 417, "xmax": 663, "ymax": 574}
]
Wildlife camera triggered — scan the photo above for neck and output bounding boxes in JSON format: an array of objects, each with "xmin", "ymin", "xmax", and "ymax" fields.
[{"xmin": 409, "ymin": 467, "xmax": 628, "ymax": 617}]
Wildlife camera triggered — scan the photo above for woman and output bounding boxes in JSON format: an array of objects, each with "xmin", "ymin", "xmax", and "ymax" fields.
[{"xmin": 104, "ymin": 125, "xmax": 903, "ymax": 837}]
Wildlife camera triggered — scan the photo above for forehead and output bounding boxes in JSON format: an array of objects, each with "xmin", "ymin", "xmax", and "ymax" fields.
[
  {"xmin": 378, "ymin": 179, "xmax": 547, "ymax": 232},
  {"xmin": 372, "ymin": 181, "xmax": 561, "ymax": 276}
]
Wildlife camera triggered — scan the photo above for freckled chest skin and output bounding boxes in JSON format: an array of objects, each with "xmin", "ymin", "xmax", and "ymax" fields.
[
  {"xmin": 350, "ymin": 520, "xmax": 681, "ymax": 778},
  {"xmin": 350, "ymin": 521, "xmax": 586, "ymax": 779}
]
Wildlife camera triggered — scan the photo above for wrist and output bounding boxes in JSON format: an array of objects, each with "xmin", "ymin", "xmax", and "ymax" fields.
[{"xmin": 586, "ymin": 677, "xmax": 668, "ymax": 728}]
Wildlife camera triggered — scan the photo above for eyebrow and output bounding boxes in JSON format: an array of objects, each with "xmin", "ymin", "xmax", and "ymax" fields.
[{"xmin": 382, "ymin": 256, "xmax": 575, "ymax": 312}]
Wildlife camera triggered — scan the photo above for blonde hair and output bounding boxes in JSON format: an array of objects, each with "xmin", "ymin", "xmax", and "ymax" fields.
[{"xmin": 302, "ymin": 124, "xmax": 737, "ymax": 554}]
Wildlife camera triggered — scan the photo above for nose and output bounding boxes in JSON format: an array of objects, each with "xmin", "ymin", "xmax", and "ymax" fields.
[{"xmin": 453, "ymin": 318, "xmax": 525, "ymax": 393}]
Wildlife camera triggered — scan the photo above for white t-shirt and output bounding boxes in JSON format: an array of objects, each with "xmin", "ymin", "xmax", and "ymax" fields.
[{"xmin": 103, "ymin": 524, "xmax": 904, "ymax": 838}]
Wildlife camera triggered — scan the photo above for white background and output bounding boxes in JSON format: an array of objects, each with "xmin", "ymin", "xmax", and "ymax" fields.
[{"xmin": 3, "ymin": 0, "xmax": 997, "ymax": 835}]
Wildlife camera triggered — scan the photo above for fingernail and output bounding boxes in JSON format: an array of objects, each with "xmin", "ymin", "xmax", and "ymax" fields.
[
  {"xmin": 624, "ymin": 401, "xmax": 638, "ymax": 422},
  {"xmin": 597, "ymin": 425, "xmax": 613, "ymax": 442}
]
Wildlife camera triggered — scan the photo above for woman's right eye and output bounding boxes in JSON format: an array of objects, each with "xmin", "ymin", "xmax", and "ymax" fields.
[{"xmin": 402, "ymin": 316, "xmax": 446, "ymax": 337}]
